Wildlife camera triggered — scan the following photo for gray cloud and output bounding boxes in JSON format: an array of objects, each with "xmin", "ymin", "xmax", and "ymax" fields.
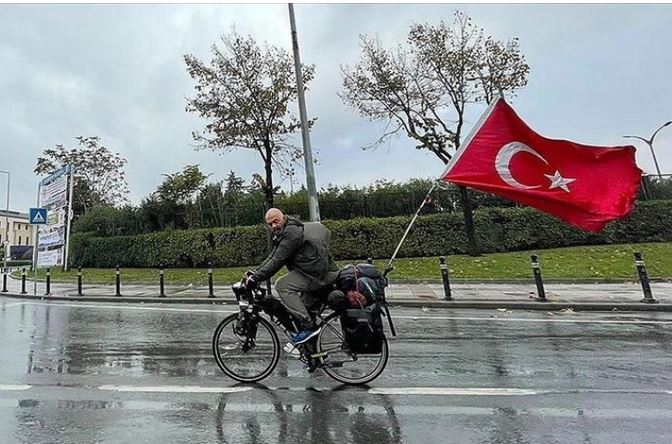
[{"xmin": 1, "ymin": 4, "xmax": 671, "ymax": 211}]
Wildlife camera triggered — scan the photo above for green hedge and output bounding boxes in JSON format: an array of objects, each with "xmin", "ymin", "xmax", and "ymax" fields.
[
  {"xmin": 2, "ymin": 260, "xmax": 32, "ymax": 268},
  {"xmin": 70, "ymin": 200, "xmax": 672, "ymax": 268}
]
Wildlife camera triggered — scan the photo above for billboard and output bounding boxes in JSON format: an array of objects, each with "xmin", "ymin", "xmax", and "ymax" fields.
[{"xmin": 36, "ymin": 165, "xmax": 73, "ymax": 269}]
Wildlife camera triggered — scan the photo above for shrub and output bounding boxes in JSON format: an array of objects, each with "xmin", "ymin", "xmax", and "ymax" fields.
[{"xmin": 70, "ymin": 200, "xmax": 672, "ymax": 268}]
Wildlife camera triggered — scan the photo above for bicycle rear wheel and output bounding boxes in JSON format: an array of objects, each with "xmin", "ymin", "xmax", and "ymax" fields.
[
  {"xmin": 212, "ymin": 313, "xmax": 280, "ymax": 383},
  {"xmin": 317, "ymin": 315, "xmax": 389, "ymax": 385}
]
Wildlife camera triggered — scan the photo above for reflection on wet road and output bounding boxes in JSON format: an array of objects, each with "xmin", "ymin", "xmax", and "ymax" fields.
[{"xmin": 2, "ymin": 299, "xmax": 672, "ymax": 443}]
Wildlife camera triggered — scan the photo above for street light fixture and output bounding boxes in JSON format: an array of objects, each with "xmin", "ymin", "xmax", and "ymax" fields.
[
  {"xmin": 0, "ymin": 170, "xmax": 10, "ymax": 270},
  {"xmin": 624, "ymin": 120, "xmax": 672, "ymax": 179}
]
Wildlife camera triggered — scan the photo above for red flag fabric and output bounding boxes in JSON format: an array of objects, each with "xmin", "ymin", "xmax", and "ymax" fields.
[{"xmin": 441, "ymin": 98, "xmax": 642, "ymax": 232}]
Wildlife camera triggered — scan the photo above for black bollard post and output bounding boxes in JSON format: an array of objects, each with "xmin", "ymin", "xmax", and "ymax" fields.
[
  {"xmin": 531, "ymin": 255, "xmax": 546, "ymax": 301},
  {"xmin": 367, "ymin": 257, "xmax": 373, "ymax": 265},
  {"xmin": 634, "ymin": 252, "xmax": 657, "ymax": 304},
  {"xmin": 208, "ymin": 262, "xmax": 215, "ymax": 298},
  {"xmin": 115, "ymin": 265, "xmax": 121, "ymax": 297},
  {"xmin": 45, "ymin": 268, "xmax": 51, "ymax": 295},
  {"xmin": 77, "ymin": 266, "xmax": 83, "ymax": 296},
  {"xmin": 439, "ymin": 256, "xmax": 453, "ymax": 300},
  {"xmin": 21, "ymin": 268, "xmax": 27, "ymax": 294},
  {"xmin": 1, "ymin": 268, "xmax": 7, "ymax": 293},
  {"xmin": 159, "ymin": 264, "xmax": 165, "ymax": 298}
]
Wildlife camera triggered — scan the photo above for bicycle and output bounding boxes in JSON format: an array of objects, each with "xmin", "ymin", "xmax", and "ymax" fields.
[{"xmin": 212, "ymin": 267, "xmax": 396, "ymax": 385}]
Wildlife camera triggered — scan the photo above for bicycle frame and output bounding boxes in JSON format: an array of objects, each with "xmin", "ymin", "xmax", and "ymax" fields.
[{"xmin": 231, "ymin": 280, "xmax": 373, "ymax": 370}]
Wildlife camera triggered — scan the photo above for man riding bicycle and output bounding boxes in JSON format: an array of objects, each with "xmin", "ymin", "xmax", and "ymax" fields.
[{"xmin": 244, "ymin": 208, "xmax": 339, "ymax": 345}]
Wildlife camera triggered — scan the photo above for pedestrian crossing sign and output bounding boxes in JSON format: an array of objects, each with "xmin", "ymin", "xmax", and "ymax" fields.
[{"xmin": 29, "ymin": 208, "xmax": 47, "ymax": 225}]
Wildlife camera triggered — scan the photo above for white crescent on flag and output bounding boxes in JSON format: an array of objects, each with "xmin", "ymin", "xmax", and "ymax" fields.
[{"xmin": 494, "ymin": 142, "xmax": 548, "ymax": 189}]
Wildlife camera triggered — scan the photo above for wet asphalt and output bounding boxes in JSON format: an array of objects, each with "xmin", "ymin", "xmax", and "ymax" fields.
[{"xmin": 1, "ymin": 298, "xmax": 672, "ymax": 443}]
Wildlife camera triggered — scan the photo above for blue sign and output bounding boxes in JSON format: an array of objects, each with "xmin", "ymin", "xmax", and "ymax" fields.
[{"xmin": 29, "ymin": 208, "xmax": 47, "ymax": 225}]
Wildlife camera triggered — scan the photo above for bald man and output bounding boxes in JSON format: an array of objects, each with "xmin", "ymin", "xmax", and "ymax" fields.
[{"xmin": 247, "ymin": 208, "xmax": 339, "ymax": 344}]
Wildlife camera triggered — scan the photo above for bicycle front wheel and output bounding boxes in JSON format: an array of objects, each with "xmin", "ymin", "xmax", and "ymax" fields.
[
  {"xmin": 317, "ymin": 314, "xmax": 389, "ymax": 385},
  {"xmin": 212, "ymin": 313, "xmax": 280, "ymax": 383}
]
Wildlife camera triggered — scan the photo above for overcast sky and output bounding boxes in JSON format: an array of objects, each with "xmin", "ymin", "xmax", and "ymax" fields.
[{"xmin": 1, "ymin": 3, "xmax": 671, "ymax": 212}]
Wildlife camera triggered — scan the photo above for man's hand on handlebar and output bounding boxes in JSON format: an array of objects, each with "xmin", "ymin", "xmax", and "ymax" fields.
[{"xmin": 243, "ymin": 270, "xmax": 257, "ymax": 289}]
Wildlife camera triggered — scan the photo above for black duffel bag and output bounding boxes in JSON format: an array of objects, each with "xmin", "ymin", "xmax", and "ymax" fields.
[{"xmin": 340, "ymin": 303, "xmax": 385, "ymax": 354}]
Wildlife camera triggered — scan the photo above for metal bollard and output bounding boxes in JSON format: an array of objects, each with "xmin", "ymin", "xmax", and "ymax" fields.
[
  {"xmin": 45, "ymin": 268, "xmax": 51, "ymax": 295},
  {"xmin": 115, "ymin": 265, "xmax": 121, "ymax": 296},
  {"xmin": 439, "ymin": 256, "xmax": 453, "ymax": 300},
  {"xmin": 530, "ymin": 255, "xmax": 546, "ymax": 301},
  {"xmin": 634, "ymin": 252, "xmax": 657, "ymax": 303},
  {"xmin": 1, "ymin": 268, "xmax": 7, "ymax": 293},
  {"xmin": 77, "ymin": 266, "xmax": 83, "ymax": 296},
  {"xmin": 159, "ymin": 265, "xmax": 165, "ymax": 298},
  {"xmin": 367, "ymin": 257, "xmax": 373, "ymax": 265},
  {"xmin": 208, "ymin": 262, "xmax": 215, "ymax": 298},
  {"xmin": 21, "ymin": 268, "xmax": 27, "ymax": 294}
]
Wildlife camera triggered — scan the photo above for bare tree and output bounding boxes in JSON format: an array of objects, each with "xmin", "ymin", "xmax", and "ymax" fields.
[
  {"xmin": 184, "ymin": 30, "xmax": 314, "ymax": 210},
  {"xmin": 341, "ymin": 11, "xmax": 530, "ymax": 256}
]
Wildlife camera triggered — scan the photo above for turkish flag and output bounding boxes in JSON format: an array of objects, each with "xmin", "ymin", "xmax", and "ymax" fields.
[{"xmin": 441, "ymin": 98, "xmax": 642, "ymax": 232}]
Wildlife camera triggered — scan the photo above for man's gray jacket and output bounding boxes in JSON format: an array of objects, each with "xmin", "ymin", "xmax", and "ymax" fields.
[{"xmin": 252, "ymin": 215, "xmax": 338, "ymax": 284}]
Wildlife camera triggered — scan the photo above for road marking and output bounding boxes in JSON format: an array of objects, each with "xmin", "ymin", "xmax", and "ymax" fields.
[
  {"xmin": 5, "ymin": 383, "xmax": 672, "ymax": 398},
  {"xmin": 0, "ymin": 384, "xmax": 32, "ymax": 391},
  {"xmin": 369, "ymin": 387, "xmax": 541, "ymax": 396},
  {"xmin": 18, "ymin": 301, "xmax": 235, "ymax": 314},
  {"xmin": 396, "ymin": 315, "xmax": 672, "ymax": 325},
  {"xmin": 10, "ymin": 301, "xmax": 672, "ymax": 324},
  {"xmin": 1, "ymin": 302, "xmax": 25, "ymax": 308},
  {"xmin": 98, "ymin": 385, "xmax": 252, "ymax": 393}
]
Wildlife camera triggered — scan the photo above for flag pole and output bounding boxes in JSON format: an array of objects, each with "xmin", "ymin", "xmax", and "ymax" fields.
[
  {"xmin": 385, "ymin": 182, "xmax": 437, "ymax": 274},
  {"xmin": 385, "ymin": 95, "xmax": 505, "ymax": 274}
]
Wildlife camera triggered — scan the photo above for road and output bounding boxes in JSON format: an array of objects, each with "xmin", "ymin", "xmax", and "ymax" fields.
[{"xmin": 1, "ymin": 298, "xmax": 672, "ymax": 443}]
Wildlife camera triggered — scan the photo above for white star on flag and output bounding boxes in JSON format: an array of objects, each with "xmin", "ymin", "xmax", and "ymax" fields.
[{"xmin": 544, "ymin": 170, "xmax": 576, "ymax": 192}]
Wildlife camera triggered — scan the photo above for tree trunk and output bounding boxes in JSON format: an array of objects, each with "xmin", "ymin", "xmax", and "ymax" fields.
[
  {"xmin": 450, "ymin": 126, "xmax": 481, "ymax": 257},
  {"xmin": 263, "ymin": 141, "xmax": 274, "ymax": 211},
  {"xmin": 457, "ymin": 185, "xmax": 480, "ymax": 257},
  {"xmin": 263, "ymin": 140, "xmax": 274, "ymax": 295}
]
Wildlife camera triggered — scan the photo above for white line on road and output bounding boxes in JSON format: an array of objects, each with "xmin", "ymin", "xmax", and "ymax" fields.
[
  {"xmin": 5, "ymin": 383, "xmax": 672, "ymax": 398},
  {"xmin": 9, "ymin": 301, "xmax": 672, "ymax": 325},
  {"xmin": 17, "ymin": 301, "xmax": 236, "ymax": 314},
  {"xmin": 98, "ymin": 385, "xmax": 252, "ymax": 393},
  {"xmin": 396, "ymin": 315, "xmax": 672, "ymax": 325},
  {"xmin": 0, "ymin": 384, "xmax": 32, "ymax": 391},
  {"xmin": 369, "ymin": 387, "xmax": 541, "ymax": 396},
  {"xmin": 1, "ymin": 303, "xmax": 25, "ymax": 308}
]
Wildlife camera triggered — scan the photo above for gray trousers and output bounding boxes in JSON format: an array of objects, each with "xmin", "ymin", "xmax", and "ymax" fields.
[{"xmin": 274, "ymin": 269, "xmax": 338, "ymax": 327}]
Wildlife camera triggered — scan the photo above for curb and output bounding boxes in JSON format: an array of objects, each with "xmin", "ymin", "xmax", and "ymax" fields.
[{"xmin": 3, "ymin": 292, "xmax": 671, "ymax": 312}]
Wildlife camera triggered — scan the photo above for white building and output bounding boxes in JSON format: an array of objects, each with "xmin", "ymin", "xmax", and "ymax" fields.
[{"xmin": 0, "ymin": 210, "xmax": 34, "ymax": 257}]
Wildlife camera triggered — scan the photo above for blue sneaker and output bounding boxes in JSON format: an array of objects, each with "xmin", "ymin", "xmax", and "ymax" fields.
[{"xmin": 291, "ymin": 328, "xmax": 320, "ymax": 345}]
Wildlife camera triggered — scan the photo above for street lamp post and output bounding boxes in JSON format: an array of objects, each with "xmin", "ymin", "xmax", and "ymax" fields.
[
  {"xmin": 288, "ymin": 3, "xmax": 320, "ymax": 222},
  {"xmin": 0, "ymin": 170, "xmax": 9, "ymax": 271},
  {"xmin": 624, "ymin": 120, "xmax": 672, "ymax": 179}
]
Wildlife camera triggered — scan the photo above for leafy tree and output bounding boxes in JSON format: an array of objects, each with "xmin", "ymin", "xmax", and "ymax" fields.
[
  {"xmin": 184, "ymin": 30, "xmax": 313, "ymax": 210},
  {"xmin": 73, "ymin": 205, "xmax": 141, "ymax": 236},
  {"xmin": 156, "ymin": 164, "xmax": 208, "ymax": 205},
  {"xmin": 34, "ymin": 136, "xmax": 129, "ymax": 215},
  {"xmin": 196, "ymin": 182, "xmax": 226, "ymax": 228},
  {"xmin": 152, "ymin": 164, "xmax": 209, "ymax": 229},
  {"xmin": 224, "ymin": 170, "xmax": 246, "ymax": 203},
  {"xmin": 340, "ymin": 11, "xmax": 530, "ymax": 255}
]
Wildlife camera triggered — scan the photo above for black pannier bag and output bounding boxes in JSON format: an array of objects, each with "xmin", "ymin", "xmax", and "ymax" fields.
[{"xmin": 340, "ymin": 303, "xmax": 385, "ymax": 354}]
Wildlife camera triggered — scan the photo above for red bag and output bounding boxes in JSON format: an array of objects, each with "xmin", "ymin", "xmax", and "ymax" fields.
[{"xmin": 346, "ymin": 290, "xmax": 367, "ymax": 309}]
